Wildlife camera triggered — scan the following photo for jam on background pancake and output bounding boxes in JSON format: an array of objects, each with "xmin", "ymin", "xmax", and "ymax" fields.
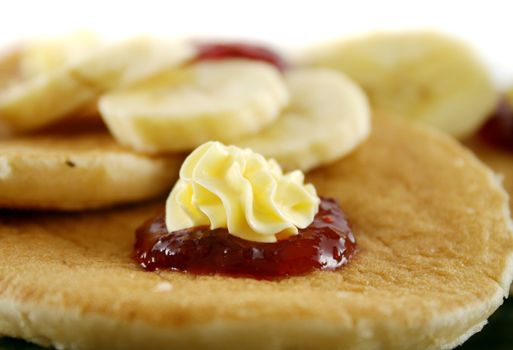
[{"xmin": 0, "ymin": 116, "xmax": 511, "ymax": 350}]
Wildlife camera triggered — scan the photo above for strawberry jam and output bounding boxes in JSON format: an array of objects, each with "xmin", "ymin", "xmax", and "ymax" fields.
[
  {"xmin": 133, "ymin": 198, "xmax": 356, "ymax": 279},
  {"xmin": 479, "ymin": 98, "xmax": 513, "ymax": 149},
  {"xmin": 193, "ymin": 42, "xmax": 288, "ymax": 72}
]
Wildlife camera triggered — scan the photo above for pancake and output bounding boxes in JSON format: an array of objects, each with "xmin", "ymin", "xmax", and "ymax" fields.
[
  {"xmin": 0, "ymin": 116, "xmax": 511, "ymax": 349},
  {"xmin": 0, "ymin": 122, "xmax": 183, "ymax": 210},
  {"xmin": 465, "ymin": 135, "xmax": 513, "ymax": 295}
]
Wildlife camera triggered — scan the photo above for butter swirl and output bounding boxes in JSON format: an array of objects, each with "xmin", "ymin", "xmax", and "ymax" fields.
[{"xmin": 165, "ymin": 141, "xmax": 320, "ymax": 242}]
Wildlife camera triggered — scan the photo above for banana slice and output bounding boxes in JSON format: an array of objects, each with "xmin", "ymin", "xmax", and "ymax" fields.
[
  {"xmin": 0, "ymin": 32, "xmax": 100, "ymax": 88},
  {"xmin": 0, "ymin": 69, "xmax": 99, "ymax": 136},
  {"xmin": 0, "ymin": 37, "xmax": 195, "ymax": 134},
  {"xmin": 19, "ymin": 31, "xmax": 101, "ymax": 78},
  {"xmin": 235, "ymin": 68, "xmax": 370, "ymax": 172},
  {"xmin": 0, "ymin": 34, "xmax": 102, "ymax": 134},
  {"xmin": 99, "ymin": 60, "xmax": 289, "ymax": 152},
  {"xmin": 70, "ymin": 37, "xmax": 195, "ymax": 91},
  {"xmin": 303, "ymin": 31, "xmax": 497, "ymax": 138}
]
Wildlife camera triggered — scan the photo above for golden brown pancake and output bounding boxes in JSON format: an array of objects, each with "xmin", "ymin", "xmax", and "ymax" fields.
[
  {"xmin": 0, "ymin": 116, "xmax": 511, "ymax": 349},
  {"xmin": 465, "ymin": 135, "xmax": 513, "ymax": 296},
  {"xmin": 0, "ymin": 122, "xmax": 183, "ymax": 210}
]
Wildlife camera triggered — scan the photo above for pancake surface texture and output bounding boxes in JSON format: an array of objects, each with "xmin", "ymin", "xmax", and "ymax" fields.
[
  {"xmin": 0, "ymin": 124, "xmax": 183, "ymax": 210},
  {"xmin": 0, "ymin": 116, "xmax": 512, "ymax": 349}
]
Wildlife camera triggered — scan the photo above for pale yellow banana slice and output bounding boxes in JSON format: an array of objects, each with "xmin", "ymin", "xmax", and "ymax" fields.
[
  {"xmin": 0, "ymin": 32, "xmax": 100, "ymax": 89},
  {"xmin": 70, "ymin": 37, "xmax": 195, "ymax": 91},
  {"xmin": 236, "ymin": 68, "xmax": 370, "ymax": 172},
  {"xmin": 0, "ymin": 33, "xmax": 102, "ymax": 134},
  {"xmin": 19, "ymin": 31, "xmax": 101, "ymax": 78},
  {"xmin": 0, "ymin": 70, "xmax": 98, "ymax": 136},
  {"xmin": 0, "ymin": 37, "xmax": 195, "ymax": 134},
  {"xmin": 303, "ymin": 31, "xmax": 497, "ymax": 138},
  {"xmin": 99, "ymin": 60, "xmax": 289, "ymax": 152}
]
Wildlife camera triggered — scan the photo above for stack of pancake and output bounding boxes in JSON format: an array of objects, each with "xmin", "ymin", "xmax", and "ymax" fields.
[{"xmin": 0, "ymin": 32, "xmax": 511, "ymax": 350}]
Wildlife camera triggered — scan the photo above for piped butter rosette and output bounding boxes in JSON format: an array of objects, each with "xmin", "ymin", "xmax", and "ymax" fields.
[{"xmin": 165, "ymin": 141, "xmax": 320, "ymax": 242}]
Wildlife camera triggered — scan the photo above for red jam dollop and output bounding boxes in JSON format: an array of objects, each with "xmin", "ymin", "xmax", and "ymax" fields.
[
  {"xmin": 193, "ymin": 42, "xmax": 289, "ymax": 72},
  {"xmin": 133, "ymin": 197, "xmax": 356, "ymax": 279},
  {"xmin": 479, "ymin": 98, "xmax": 513, "ymax": 149}
]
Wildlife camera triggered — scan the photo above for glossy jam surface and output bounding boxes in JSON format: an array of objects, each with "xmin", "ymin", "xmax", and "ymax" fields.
[
  {"xmin": 134, "ymin": 198, "xmax": 356, "ymax": 279},
  {"xmin": 193, "ymin": 42, "xmax": 288, "ymax": 71},
  {"xmin": 479, "ymin": 98, "xmax": 513, "ymax": 150}
]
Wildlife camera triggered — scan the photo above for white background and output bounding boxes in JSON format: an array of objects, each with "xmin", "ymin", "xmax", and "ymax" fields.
[{"xmin": 1, "ymin": 0, "xmax": 512, "ymax": 87}]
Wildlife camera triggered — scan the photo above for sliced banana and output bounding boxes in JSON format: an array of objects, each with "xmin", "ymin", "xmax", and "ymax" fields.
[
  {"xmin": 70, "ymin": 37, "xmax": 195, "ymax": 91},
  {"xmin": 0, "ymin": 34, "xmax": 102, "ymax": 134},
  {"xmin": 0, "ymin": 37, "xmax": 195, "ymax": 134},
  {"xmin": 0, "ymin": 69, "xmax": 99, "ymax": 136},
  {"xmin": 99, "ymin": 60, "xmax": 289, "ymax": 152},
  {"xmin": 19, "ymin": 31, "xmax": 101, "ymax": 78},
  {"xmin": 0, "ymin": 32, "xmax": 100, "ymax": 89},
  {"xmin": 235, "ymin": 68, "xmax": 370, "ymax": 172},
  {"xmin": 303, "ymin": 31, "xmax": 497, "ymax": 138}
]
